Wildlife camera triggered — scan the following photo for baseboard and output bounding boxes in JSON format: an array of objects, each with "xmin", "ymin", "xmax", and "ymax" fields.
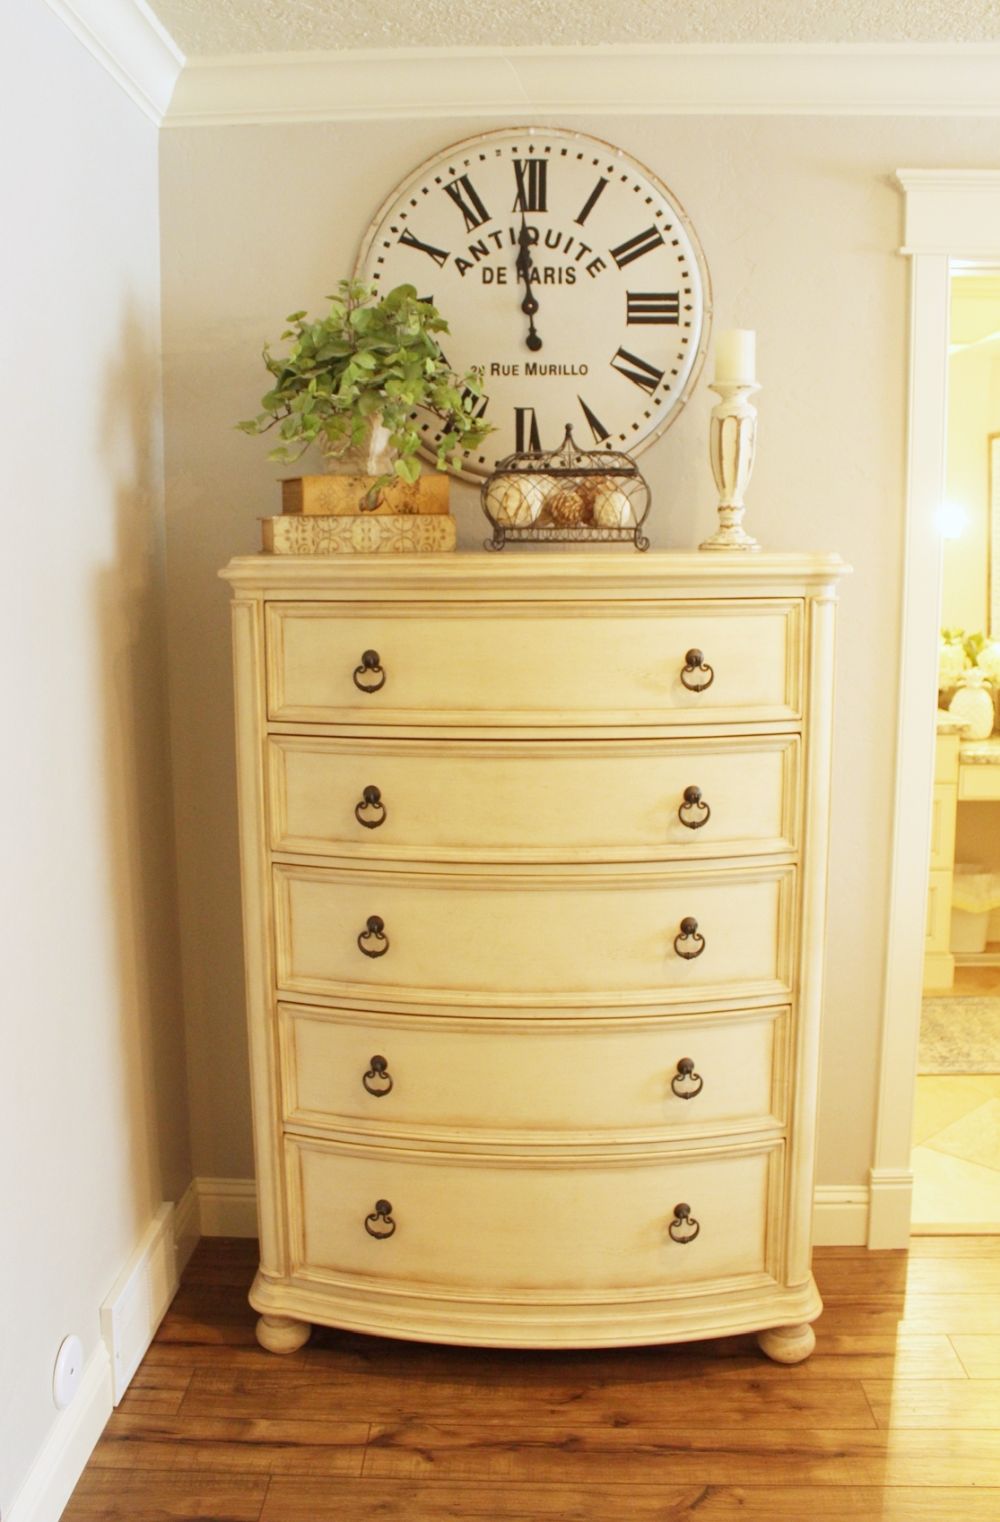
[
  {"xmin": 867, "ymin": 1168, "xmax": 914, "ymax": 1249},
  {"xmin": 6, "ymin": 1344, "xmax": 112, "ymax": 1522},
  {"xmin": 174, "ymin": 1178, "xmax": 201, "ymax": 1276},
  {"xmin": 100, "ymin": 1203, "xmax": 180, "ymax": 1404},
  {"xmin": 196, "ymin": 1176, "xmax": 259, "ymax": 1237},
  {"xmin": 812, "ymin": 1185, "xmax": 870, "ymax": 1246},
  {"xmin": 198, "ymin": 1177, "xmax": 873, "ymax": 1248}
]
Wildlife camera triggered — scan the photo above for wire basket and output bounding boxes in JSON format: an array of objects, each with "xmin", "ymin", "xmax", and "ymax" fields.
[{"xmin": 481, "ymin": 425, "xmax": 651, "ymax": 551}]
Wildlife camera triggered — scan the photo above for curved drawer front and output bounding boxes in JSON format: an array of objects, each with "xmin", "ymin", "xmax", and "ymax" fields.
[
  {"xmin": 265, "ymin": 600, "xmax": 801, "ymax": 726},
  {"xmin": 280, "ymin": 1003, "xmax": 789, "ymax": 1138},
  {"xmin": 287, "ymin": 1134, "xmax": 783, "ymax": 1294},
  {"xmin": 273, "ymin": 863, "xmax": 793, "ymax": 1006},
  {"xmin": 268, "ymin": 734, "xmax": 799, "ymax": 863}
]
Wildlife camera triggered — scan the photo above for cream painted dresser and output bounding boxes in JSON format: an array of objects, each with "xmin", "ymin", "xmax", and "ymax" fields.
[{"xmin": 221, "ymin": 551, "xmax": 846, "ymax": 1362}]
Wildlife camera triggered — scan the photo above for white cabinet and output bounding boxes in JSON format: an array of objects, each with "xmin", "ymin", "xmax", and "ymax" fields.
[{"xmin": 222, "ymin": 551, "xmax": 845, "ymax": 1362}]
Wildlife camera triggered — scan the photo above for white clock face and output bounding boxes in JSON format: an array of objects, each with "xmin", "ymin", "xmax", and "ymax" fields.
[{"xmin": 355, "ymin": 127, "xmax": 712, "ymax": 480}]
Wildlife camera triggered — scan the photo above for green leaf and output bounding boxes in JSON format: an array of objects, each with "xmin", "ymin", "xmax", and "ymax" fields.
[{"xmin": 237, "ymin": 277, "xmax": 495, "ymax": 466}]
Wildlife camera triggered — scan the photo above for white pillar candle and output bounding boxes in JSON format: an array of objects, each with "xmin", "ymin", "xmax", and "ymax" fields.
[{"xmin": 715, "ymin": 328, "xmax": 756, "ymax": 385}]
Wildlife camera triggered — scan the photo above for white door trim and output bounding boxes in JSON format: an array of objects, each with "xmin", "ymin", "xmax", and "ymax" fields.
[{"xmin": 869, "ymin": 170, "xmax": 1000, "ymax": 1247}]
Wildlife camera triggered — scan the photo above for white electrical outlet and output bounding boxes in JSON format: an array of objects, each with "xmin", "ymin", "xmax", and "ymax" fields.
[{"xmin": 52, "ymin": 1334, "xmax": 84, "ymax": 1409}]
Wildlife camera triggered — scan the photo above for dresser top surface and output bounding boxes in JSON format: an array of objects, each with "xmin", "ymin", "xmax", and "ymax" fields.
[{"xmin": 221, "ymin": 549, "xmax": 850, "ymax": 599}]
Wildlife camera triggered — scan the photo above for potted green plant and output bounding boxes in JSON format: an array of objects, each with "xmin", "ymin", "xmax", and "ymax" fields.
[{"xmin": 237, "ymin": 280, "xmax": 491, "ymax": 504}]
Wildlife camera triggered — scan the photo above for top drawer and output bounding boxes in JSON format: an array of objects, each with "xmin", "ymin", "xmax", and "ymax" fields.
[{"xmin": 265, "ymin": 600, "xmax": 802, "ymax": 728}]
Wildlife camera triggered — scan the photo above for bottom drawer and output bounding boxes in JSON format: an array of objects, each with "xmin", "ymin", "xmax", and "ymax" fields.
[{"xmin": 286, "ymin": 1135, "xmax": 783, "ymax": 1296}]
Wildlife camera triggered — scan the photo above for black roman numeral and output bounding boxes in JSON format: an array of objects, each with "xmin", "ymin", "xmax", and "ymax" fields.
[
  {"xmin": 397, "ymin": 228, "xmax": 450, "ymax": 267},
  {"xmin": 513, "ymin": 158, "xmax": 548, "ymax": 213},
  {"xmin": 443, "ymin": 174, "xmax": 491, "ymax": 231},
  {"xmin": 611, "ymin": 347, "xmax": 665, "ymax": 395},
  {"xmin": 626, "ymin": 291, "xmax": 680, "ymax": 325},
  {"xmin": 578, "ymin": 395, "xmax": 610, "ymax": 444},
  {"xmin": 609, "ymin": 226, "xmax": 665, "ymax": 269},
  {"xmin": 575, "ymin": 178, "xmax": 609, "ymax": 226},
  {"xmin": 514, "ymin": 407, "xmax": 542, "ymax": 453},
  {"xmin": 460, "ymin": 386, "xmax": 489, "ymax": 421}
]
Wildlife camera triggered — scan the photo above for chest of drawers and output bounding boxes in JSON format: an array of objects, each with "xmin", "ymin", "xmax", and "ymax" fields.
[{"xmin": 221, "ymin": 551, "xmax": 845, "ymax": 1361}]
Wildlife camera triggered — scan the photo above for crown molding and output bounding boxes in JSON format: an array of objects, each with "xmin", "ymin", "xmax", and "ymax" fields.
[
  {"xmin": 43, "ymin": 0, "xmax": 184, "ymax": 125},
  {"xmin": 165, "ymin": 43, "xmax": 1000, "ymax": 127}
]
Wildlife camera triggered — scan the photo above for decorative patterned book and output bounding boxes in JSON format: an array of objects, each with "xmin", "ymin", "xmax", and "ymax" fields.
[
  {"xmin": 262, "ymin": 513, "xmax": 457, "ymax": 555},
  {"xmin": 280, "ymin": 474, "xmax": 449, "ymax": 516}
]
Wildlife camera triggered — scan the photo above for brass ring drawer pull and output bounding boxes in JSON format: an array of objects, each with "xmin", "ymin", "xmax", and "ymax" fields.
[
  {"xmin": 363, "ymin": 1055, "xmax": 393, "ymax": 1097},
  {"xmin": 668, "ymin": 1203, "xmax": 700, "ymax": 1244},
  {"xmin": 358, "ymin": 915, "xmax": 389, "ymax": 958},
  {"xmin": 353, "ymin": 649, "xmax": 386, "ymax": 693},
  {"xmin": 678, "ymin": 785, "xmax": 711, "ymax": 830},
  {"xmin": 365, "ymin": 1199, "xmax": 396, "ymax": 1239},
  {"xmin": 355, "ymin": 784, "xmax": 387, "ymax": 829},
  {"xmin": 671, "ymin": 1058, "xmax": 704, "ymax": 1100},
  {"xmin": 673, "ymin": 916, "xmax": 705, "ymax": 960},
  {"xmin": 680, "ymin": 648, "xmax": 714, "ymax": 692}
]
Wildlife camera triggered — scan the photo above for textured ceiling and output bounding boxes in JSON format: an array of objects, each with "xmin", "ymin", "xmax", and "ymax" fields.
[{"xmin": 147, "ymin": 0, "xmax": 1000, "ymax": 56}]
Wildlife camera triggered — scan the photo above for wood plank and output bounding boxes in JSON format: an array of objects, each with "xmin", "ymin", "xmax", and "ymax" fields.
[
  {"xmin": 262, "ymin": 1478, "xmax": 711, "ymax": 1521},
  {"xmin": 259, "ymin": 1480, "xmax": 1000, "ymax": 1522},
  {"xmin": 361, "ymin": 1422, "xmax": 1000, "ymax": 1487},
  {"xmin": 180, "ymin": 1368, "xmax": 875, "ymax": 1429},
  {"xmin": 817, "ymin": 1258, "xmax": 1000, "ymax": 1295},
  {"xmin": 792, "ymin": 1334, "xmax": 964, "ymax": 1380},
  {"xmin": 893, "ymin": 1237, "xmax": 1000, "ymax": 1258},
  {"xmin": 143, "ymin": 1342, "xmax": 312, "ymax": 1373},
  {"xmin": 628, "ymin": 1489, "xmax": 1000, "ymax": 1521},
  {"xmin": 115, "ymin": 1387, "xmax": 190, "ymax": 1417},
  {"xmin": 154, "ymin": 1312, "xmax": 259, "ymax": 1348},
  {"xmin": 361, "ymin": 1424, "xmax": 852, "ymax": 1485},
  {"xmin": 817, "ymin": 1239, "xmax": 1000, "ymax": 1259},
  {"xmin": 818, "ymin": 1297, "xmax": 1000, "ymax": 1335},
  {"xmin": 115, "ymin": 1363, "xmax": 194, "ymax": 1416},
  {"xmin": 308, "ymin": 1324, "xmax": 962, "ymax": 1382},
  {"xmin": 167, "ymin": 1284, "xmax": 258, "ymax": 1321},
  {"xmin": 952, "ymin": 1336, "xmax": 1000, "ymax": 1377},
  {"xmin": 86, "ymin": 1413, "xmax": 369, "ymax": 1475},
  {"xmin": 63, "ymin": 1469, "xmax": 267, "ymax": 1521},
  {"xmin": 864, "ymin": 1378, "xmax": 1000, "ymax": 1429},
  {"xmin": 814, "ymin": 1258, "xmax": 910, "ymax": 1295}
]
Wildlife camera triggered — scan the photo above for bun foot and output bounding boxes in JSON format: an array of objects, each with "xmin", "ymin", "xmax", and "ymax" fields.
[
  {"xmin": 256, "ymin": 1314, "xmax": 311, "ymax": 1354},
  {"xmin": 757, "ymin": 1322, "xmax": 816, "ymax": 1364}
]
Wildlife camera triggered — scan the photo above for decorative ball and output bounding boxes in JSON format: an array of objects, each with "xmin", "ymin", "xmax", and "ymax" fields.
[
  {"xmin": 592, "ymin": 481, "xmax": 636, "ymax": 529},
  {"xmin": 546, "ymin": 484, "xmax": 591, "ymax": 527},
  {"xmin": 487, "ymin": 474, "xmax": 544, "ymax": 527}
]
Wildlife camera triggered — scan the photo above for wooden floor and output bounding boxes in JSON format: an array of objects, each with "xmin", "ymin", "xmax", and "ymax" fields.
[{"xmin": 65, "ymin": 1236, "xmax": 1000, "ymax": 1521}]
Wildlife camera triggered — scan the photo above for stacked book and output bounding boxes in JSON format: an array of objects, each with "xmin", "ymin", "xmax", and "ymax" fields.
[{"xmin": 261, "ymin": 474, "xmax": 456, "ymax": 554}]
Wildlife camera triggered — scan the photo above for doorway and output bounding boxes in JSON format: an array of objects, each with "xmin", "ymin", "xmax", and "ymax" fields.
[{"xmin": 912, "ymin": 269, "xmax": 1000, "ymax": 1233}]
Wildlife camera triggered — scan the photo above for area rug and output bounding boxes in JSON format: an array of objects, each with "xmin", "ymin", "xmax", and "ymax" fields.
[{"xmin": 919, "ymin": 997, "xmax": 1000, "ymax": 1074}]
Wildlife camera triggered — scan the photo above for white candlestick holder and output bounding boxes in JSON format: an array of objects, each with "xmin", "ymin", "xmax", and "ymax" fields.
[{"xmin": 700, "ymin": 380, "xmax": 762, "ymax": 552}]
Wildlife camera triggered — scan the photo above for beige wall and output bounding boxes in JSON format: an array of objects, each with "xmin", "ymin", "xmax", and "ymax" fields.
[
  {"xmin": 160, "ymin": 114, "xmax": 1000, "ymax": 1196},
  {"xmin": 0, "ymin": 2, "xmax": 190, "ymax": 1510}
]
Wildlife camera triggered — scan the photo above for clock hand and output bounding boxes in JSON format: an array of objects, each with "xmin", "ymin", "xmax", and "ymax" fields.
[{"xmin": 516, "ymin": 217, "xmax": 543, "ymax": 353}]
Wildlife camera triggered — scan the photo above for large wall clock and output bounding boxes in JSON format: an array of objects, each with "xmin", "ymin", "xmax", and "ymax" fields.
[{"xmin": 355, "ymin": 126, "xmax": 712, "ymax": 480}]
